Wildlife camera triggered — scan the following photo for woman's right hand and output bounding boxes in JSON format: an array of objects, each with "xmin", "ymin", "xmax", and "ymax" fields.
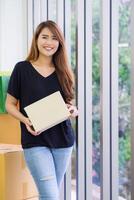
[{"xmin": 23, "ymin": 117, "xmax": 41, "ymax": 136}]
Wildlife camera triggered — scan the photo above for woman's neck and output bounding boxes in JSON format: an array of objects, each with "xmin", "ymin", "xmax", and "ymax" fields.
[{"xmin": 34, "ymin": 54, "xmax": 54, "ymax": 68}]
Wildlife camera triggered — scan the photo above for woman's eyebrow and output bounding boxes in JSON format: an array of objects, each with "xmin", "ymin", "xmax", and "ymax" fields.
[
  {"xmin": 41, "ymin": 34, "xmax": 48, "ymax": 36},
  {"xmin": 41, "ymin": 34, "xmax": 56, "ymax": 37}
]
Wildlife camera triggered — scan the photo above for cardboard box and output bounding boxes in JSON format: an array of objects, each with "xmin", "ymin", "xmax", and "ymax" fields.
[
  {"xmin": 0, "ymin": 114, "xmax": 20, "ymax": 144},
  {"xmin": 24, "ymin": 91, "xmax": 70, "ymax": 132},
  {"xmin": 0, "ymin": 144, "xmax": 38, "ymax": 200}
]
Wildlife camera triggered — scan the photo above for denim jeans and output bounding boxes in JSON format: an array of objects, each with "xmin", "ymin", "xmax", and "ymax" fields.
[{"xmin": 23, "ymin": 146, "xmax": 73, "ymax": 200}]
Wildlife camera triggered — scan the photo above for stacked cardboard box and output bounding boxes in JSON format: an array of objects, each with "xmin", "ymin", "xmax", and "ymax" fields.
[
  {"xmin": 0, "ymin": 114, "xmax": 20, "ymax": 144},
  {"xmin": 0, "ymin": 72, "xmax": 20, "ymax": 145},
  {"xmin": 0, "ymin": 144, "xmax": 38, "ymax": 200}
]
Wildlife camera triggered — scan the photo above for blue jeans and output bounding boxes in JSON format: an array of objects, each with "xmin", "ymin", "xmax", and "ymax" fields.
[{"xmin": 23, "ymin": 146, "xmax": 73, "ymax": 200}]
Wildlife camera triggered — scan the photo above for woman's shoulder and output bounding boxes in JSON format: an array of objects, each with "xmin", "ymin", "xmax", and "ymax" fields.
[{"xmin": 14, "ymin": 60, "xmax": 29, "ymax": 71}]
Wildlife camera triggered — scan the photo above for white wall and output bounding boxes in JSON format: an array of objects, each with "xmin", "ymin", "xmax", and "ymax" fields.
[{"xmin": 0, "ymin": 0, "xmax": 27, "ymax": 71}]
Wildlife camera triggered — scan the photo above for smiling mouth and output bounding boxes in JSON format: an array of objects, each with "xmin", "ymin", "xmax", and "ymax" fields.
[{"xmin": 43, "ymin": 47, "xmax": 54, "ymax": 51}]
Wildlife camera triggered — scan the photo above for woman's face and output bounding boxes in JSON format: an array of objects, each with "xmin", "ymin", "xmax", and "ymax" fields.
[{"xmin": 37, "ymin": 27, "xmax": 59, "ymax": 57}]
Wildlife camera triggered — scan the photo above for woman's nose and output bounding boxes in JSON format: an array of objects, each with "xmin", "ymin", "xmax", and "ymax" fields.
[{"xmin": 45, "ymin": 38, "xmax": 53, "ymax": 44}]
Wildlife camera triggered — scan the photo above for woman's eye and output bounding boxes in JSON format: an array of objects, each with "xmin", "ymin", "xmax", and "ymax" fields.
[
  {"xmin": 52, "ymin": 37, "xmax": 57, "ymax": 40},
  {"xmin": 41, "ymin": 36, "xmax": 58, "ymax": 40}
]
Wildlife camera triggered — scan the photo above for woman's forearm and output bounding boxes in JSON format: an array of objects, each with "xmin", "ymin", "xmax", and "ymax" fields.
[{"xmin": 6, "ymin": 104, "xmax": 27, "ymax": 124}]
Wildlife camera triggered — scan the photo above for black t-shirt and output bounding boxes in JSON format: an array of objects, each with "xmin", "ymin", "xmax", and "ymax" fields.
[{"xmin": 7, "ymin": 61, "xmax": 75, "ymax": 149}]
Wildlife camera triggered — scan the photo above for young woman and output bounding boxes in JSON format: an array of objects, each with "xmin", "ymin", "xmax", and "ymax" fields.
[{"xmin": 5, "ymin": 20, "xmax": 78, "ymax": 200}]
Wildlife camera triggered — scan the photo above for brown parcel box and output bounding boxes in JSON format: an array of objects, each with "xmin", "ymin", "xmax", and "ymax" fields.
[{"xmin": 0, "ymin": 144, "xmax": 38, "ymax": 200}]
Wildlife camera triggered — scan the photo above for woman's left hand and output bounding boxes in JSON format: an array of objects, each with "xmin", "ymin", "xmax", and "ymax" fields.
[{"xmin": 66, "ymin": 104, "xmax": 79, "ymax": 118}]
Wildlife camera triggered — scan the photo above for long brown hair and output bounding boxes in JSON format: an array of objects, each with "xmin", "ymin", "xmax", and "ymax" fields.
[{"xmin": 26, "ymin": 20, "xmax": 75, "ymax": 103}]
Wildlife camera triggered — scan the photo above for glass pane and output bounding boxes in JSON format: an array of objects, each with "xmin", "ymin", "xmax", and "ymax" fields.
[
  {"xmin": 71, "ymin": 0, "xmax": 77, "ymax": 199},
  {"xmin": 119, "ymin": 0, "xmax": 131, "ymax": 199},
  {"xmin": 48, "ymin": 0, "xmax": 56, "ymax": 21},
  {"xmin": 92, "ymin": 0, "xmax": 101, "ymax": 199}
]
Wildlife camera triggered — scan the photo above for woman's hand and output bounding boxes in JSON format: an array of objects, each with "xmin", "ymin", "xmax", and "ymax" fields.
[
  {"xmin": 66, "ymin": 104, "xmax": 78, "ymax": 118},
  {"xmin": 23, "ymin": 117, "xmax": 41, "ymax": 136}
]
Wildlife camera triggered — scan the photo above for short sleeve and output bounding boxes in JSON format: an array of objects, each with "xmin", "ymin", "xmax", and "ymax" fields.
[{"xmin": 7, "ymin": 63, "xmax": 21, "ymax": 99}]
